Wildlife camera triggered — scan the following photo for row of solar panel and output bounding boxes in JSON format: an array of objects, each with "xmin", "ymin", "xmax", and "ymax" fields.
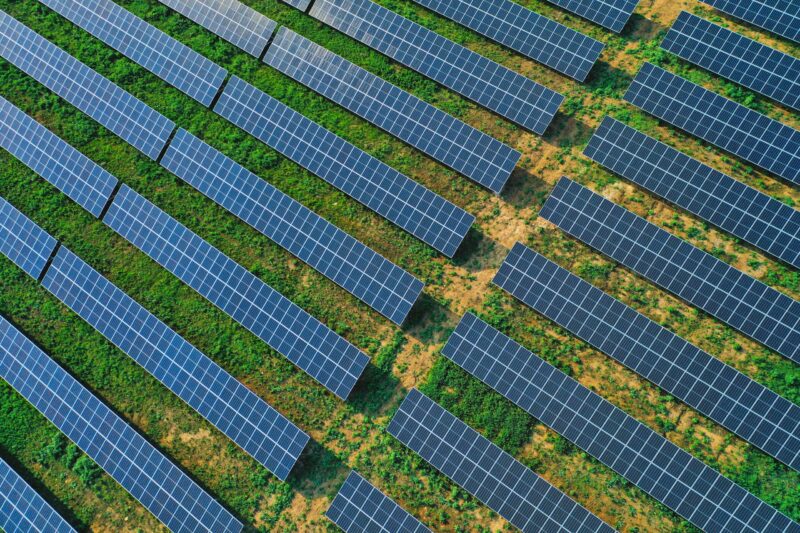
[{"xmin": 1, "ymin": 458, "xmax": 76, "ymax": 533}]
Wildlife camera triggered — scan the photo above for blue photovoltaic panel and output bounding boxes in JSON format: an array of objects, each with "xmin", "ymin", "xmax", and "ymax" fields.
[
  {"xmin": 702, "ymin": 0, "xmax": 800, "ymax": 44},
  {"xmin": 584, "ymin": 117, "xmax": 800, "ymax": 269},
  {"xmin": 161, "ymin": 129, "xmax": 423, "ymax": 325},
  {"xmin": 494, "ymin": 243, "xmax": 800, "ymax": 472},
  {"xmin": 0, "ymin": 11, "xmax": 174, "ymax": 160},
  {"xmin": 309, "ymin": 0, "xmax": 564, "ymax": 134},
  {"xmin": 387, "ymin": 389, "xmax": 614, "ymax": 533},
  {"xmin": 662, "ymin": 12, "xmax": 800, "ymax": 111},
  {"xmin": 282, "ymin": 0, "xmax": 311, "ymax": 11},
  {"xmin": 1, "ymin": 458, "xmax": 76, "ymax": 533},
  {"xmin": 214, "ymin": 76, "xmax": 474, "ymax": 257},
  {"xmin": 158, "ymin": 0, "xmax": 277, "ymax": 57},
  {"xmin": 104, "ymin": 185, "xmax": 369, "ymax": 399},
  {"xmin": 0, "ymin": 197, "xmax": 57, "ymax": 280},
  {"xmin": 39, "ymin": 0, "xmax": 228, "ymax": 106},
  {"xmin": 41, "ymin": 247, "xmax": 310, "ymax": 480},
  {"xmin": 0, "ymin": 316, "xmax": 243, "ymax": 533},
  {"xmin": 0, "ymin": 96, "xmax": 117, "ymax": 218},
  {"xmin": 543, "ymin": 0, "xmax": 640, "ymax": 32},
  {"xmin": 541, "ymin": 177, "xmax": 800, "ymax": 364},
  {"xmin": 443, "ymin": 313, "xmax": 800, "ymax": 533},
  {"xmin": 624, "ymin": 63, "xmax": 800, "ymax": 185},
  {"xmin": 409, "ymin": 0, "xmax": 604, "ymax": 81},
  {"xmin": 326, "ymin": 471, "xmax": 430, "ymax": 533},
  {"xmin": 263, "ymin": 28, "xmax": 520, "ymax": 194}
]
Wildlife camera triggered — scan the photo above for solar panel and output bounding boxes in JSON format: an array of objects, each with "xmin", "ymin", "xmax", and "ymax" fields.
[
  {"xmin": 443, "ymin": 313, "xmax": 799, "ymax": 532},
  {"xmin": 544, "ymin": 0, "xmax": 640, "ymax": 32},
  {"xmin": 0, "ymin": 11, "xmax": 174, "ymax": 160},
  {"xmin": 702, "ymin": 0, "xmax": 800, "ymax": 44},
  {"xmin": 387, "ymin": 389, "xmax": 614, "ymax": 533},
  {"xmin": 41, "ymin": 246, "xmax": 310, "ymax": 480},
  {"xmin": 0, "ymin": 96, "xmax": 117, "ymax": 218},
  {"xmin": 158, "ymin": 0, "xmax": 277, "ymax": 57},
  {"xmin": 1, "ymin": 458, "xmax": 76, "ymax": 533},
  {"xmin": 103, "ymin": 185, "xmax": 369, "ymax": 400},
  {"xmin": 38, "ymin": 0, "xmax": 228, "ymax": 106},
  {"xmin": 407, "ymin": 0, "xmax": 604, "ymax": 81},
  {"xmin": 214, "ymin": 76, "xmax": 474, "ymax": 257},
  {"xmin": 326, "ymin": 471, "xmax": 430, "ymax": 533},
  {"xmin": 282, "ymin": 0, "xmax": 312, "ymax": 11},
  {"xmin": 161, "ymin": 130, "xmax": 423, "ymax": 325},
  {"xmin": 584, "ymin": 117, "xmax": 800, "ymax": 269},
  {"xmin": 624, "ymin": 63, "xmax": 800, "ymax": 185},
  {"xmin": 263, "ymin": 28, "xmax": 521, "ymax": 194},
  {"xmin": 0, "ymin": 315, "xmax": 243, "ymax": 533},
  {"xmin": 309, "ymin": 0, "xmax": 564, "ymax": 134},
  {"xmin": 662, "ymin": 12, "xmax": 800, "ymax": 111},
  {"xmin": 494, "ymin": 243, "xmax": 800, "ymax": 472},
  {"xmin": 0, "ymin": 196, "xmax": 57, "ymax": 280}
]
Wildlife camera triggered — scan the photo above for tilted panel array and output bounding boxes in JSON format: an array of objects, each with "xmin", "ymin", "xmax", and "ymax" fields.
[
  {"xmin": 309, "ymin": 0, "xmax": 564, "ymax": 134},
  {"xmin": 624, "ymin": 63, "xmax": 800, "ymax": 185},
  {"xmin": 104, "ymin": 185, "xmax": 369, "ymax": 399},
  {"xmin": 1, "ymin": 458, "xmax": 76, "ymax": 533},
  {"xmin": 408, "ymin": 0, "xmax": 604, "ymax": 81},
  {"xmin": 545, "ymin": 0, "xmax": 639, "ymax": 32},
  {"xmin": 0, "ymin": 196, "xmax": 57, "ymax": 280},
  {"xmin": 584, "ymin": 117, "xmax": 800, "ymax": 269},
  {"xmin": 326, "ymin": 471, "xmax": 430, "ymax": 533},
  {"xmin": 494, "ymin": 243, "xmax": 800, "ymax": 471},
  {"xmin": 158, "ymin": 0, "xmax": 276, "ymax": 57},
  {"xmin": 0, "ymin": 96, "xmax": 117, "ymax": 218},
  {"xmin": 0, "ymin": 11, "xmax": 174, "ymax": 159},
  {"xmin": 541, "ymin": 177, "xmax": 800, "ymax": 364},
  {"xmin": 702, "ymin": 0, "xmax": 799, "ymax": 44},
  {"xmin": 662, "ymin": 12, "xmax": 800, "ymax": 111},
  {"xmin": 282, "ymin": 0, "xmax": 312, "ymax": 11},
  {"xmin": 263, "ymin": 28, "xmax": 520, "ymax": 194},
  {"xmin": 214, "ymin": 76, "xmax": 474, "ymax": 257},
  {"xmin": 41, "ymin": 247, "xmax": 309, "ymax": 480},
  {"xmin": 387, "ymin": 389, "xmax": 614, "ymax": 533},
  {"xmin": 0, "ymin": 315, "xmax": 243, "ymax": 533},
  {"xmin": 443, "ymin": 313, "xmax": 800, "ymax": 532},
  {"xmin": 39, "ymin": 0, "xmax": 228, "ymax": 106}
]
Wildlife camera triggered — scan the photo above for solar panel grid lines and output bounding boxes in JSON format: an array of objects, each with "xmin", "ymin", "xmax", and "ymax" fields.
[
  {"xmin": 0, "ymin": 316, "xmax": 244, "ymax": 533},
  {"xmin": 0, "ymin": 196, "xmax": 58, "ymax": 280},
  {"xmin": 157, "ymin": 0, "xmax": 277, "ymax": 57},
  {"xmin": 544, "ymin": 0, "xmax": 640, "ymax": 32},
  {"xmin": 213, "ymin": 76, "xmax": 475, "ymax": 257},
  {"xmin": 0, "ymin": 10, "xmax": 175, "ymax": 159},
  {"xmin": 442, "ymin": 313, "xmax": 800, "ymax": 533},
  {"xmin": 160, "ymin": 129, "xmax": 423, "ymax": 325},
  {"xmin": 308, "ymin": 0, "xmax": 565, "ymax": 134},
  {"xmin": 494, "ymin": 243, "xmax": 800, "ymax": 472},
  {"xmin": 624, "ymin": 62, "xmax": 800, "ymax": 185},
  {"xmin": 326, "ymin": 471, "xmax": 431, "ymax": 533},
  {"xmin": 387, "ymin": 389, "xmax": 615, "ymax": 533},
  {"xmin": 1, "ymin": 458, "xmax": 76, "ymax": 533},
  {"xmin": 40, "ymin": 246, "xmax": 310, "ymax": 480},
  {"xmin": 702, "ymin": 0, "xmax": 800, "ymax": 44},
  {"xmin": 103, "ymin": 184, "xmax": 369, "ymax": 399},
  {"xmin": 38, "ymin": 0, "xmax": 228, "ymax": 106},
  {"xmin": 584, "ymin": 117, "xmax": 800, "ymax": 269},
  {"xmin": 263, "ymin": 27, "xmax": 521, "ymax": 194},
  {"xmin": 282, "ymin": 0, "xmax": 313, "ymax": 11}
]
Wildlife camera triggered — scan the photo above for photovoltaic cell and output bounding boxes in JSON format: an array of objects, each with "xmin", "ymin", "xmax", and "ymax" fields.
[
  {"xmin": 544, "ymin": 0, "xmax": 640, "ymax": 32},
  {"xmin": 158, "ymin": 0, "xmax": 277, "ymax": 57},
  {"xmin": 1, "ymin": 458, "xmax": 75, "ymax": 533},
  {"xmin": 442, "ymin": 313, "xmax": 800, "ymax": 533},
  {"xmin": 408, "ymin": 0, "xmax": 604, "ymax": 81},
  {"xmin": 326, "ymin": 471, "xmax": 430, "ymax": 533},
  {"xmin": 494, "ymin": 243, "xmax": 800, "ymax": 472},
  {"xmin": 584, "ymin": 117, "xmax": 800, "ymax": 269},
  {"xmin": 0, "ymin": 96, "xmax": 117, "ymax": 218},
  {"xmin": 702, "ymin": 0, "xmax": 800, "ymax": 44},
  {"xmin": 282, "ymin": 0, "xmax": 311, "ymax": 11},
  {"xmin": 263, "ymin": 28, "xmax": 521, "ymax": 194},
  {"xmin": 0, "ymin": 196, "xmax": 57, "ymax": 280},
  {"xmin": 214, "ymin": 76, "xmax": 474, "ymax": 257},
  {"xmin": 0, "ymin": 315, "xmax": 243, "ymax": 533},
  {"xmin": 41, "ymin": 246, "xmax": 309, "ymax": 480},
  {"xmin": 0, "ymin": 11, "xmax": 174, "ymax": 159},
  {"xmin": 624, "ymin": 63, "xmax": 800, "ymax": 185},
  {"xmin": 309, "ymin": 0, "xmax": 564, "ymax": 134},
  {"xmin": 387, "ymin": 389, "xmax": 614, "ymax": 533},
  {"xmin": 103, "ymin": 185, "xmax": 369, "ymax": 399},
  {"xmin": 39, "ymin": 0, "xmax": 228, "ymax": 106}
]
